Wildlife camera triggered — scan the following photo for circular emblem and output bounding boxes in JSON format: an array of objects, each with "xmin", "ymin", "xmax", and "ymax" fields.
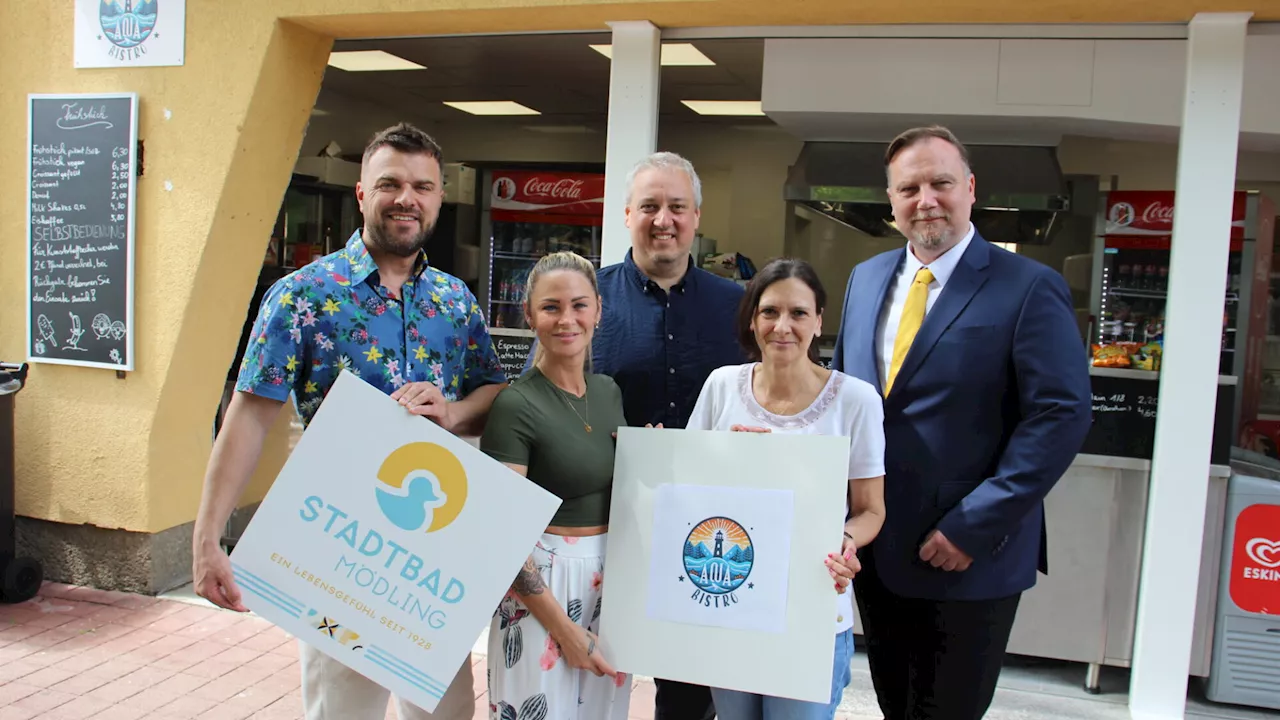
[
  {"xmin": 683, "ymin": 517, "xmax": 753, "ymax": 595},
  {"xmin": 492, "ymin": 177, "xmax": 517, "ymax": 202},
  {"xmin": 100, "ymin": 0, "xmax": 158, "ymax": 50},
  {"xmin": 374, "ymin": 442, "xmax": 468, "ymax": 533},
  {"xmin": 1108, "ymin": 201, "xmax": 1135, "ymax": 228}
]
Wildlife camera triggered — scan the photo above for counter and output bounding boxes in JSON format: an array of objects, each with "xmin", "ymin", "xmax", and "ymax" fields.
[{"xmin": 1003, "ymin": 454, "xmax": 1230, "ymax": 689}]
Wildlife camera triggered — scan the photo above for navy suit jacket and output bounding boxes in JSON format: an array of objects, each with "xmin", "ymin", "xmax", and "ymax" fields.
[{"xmin": 832, "ymin": 234, "xmax": 1092, "ymax": 601}]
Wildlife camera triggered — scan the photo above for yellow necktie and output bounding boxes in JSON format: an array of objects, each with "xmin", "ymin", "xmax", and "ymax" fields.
[{"xmin": 885, "ymin": 267, "xmax": 935, "ymax": 395}]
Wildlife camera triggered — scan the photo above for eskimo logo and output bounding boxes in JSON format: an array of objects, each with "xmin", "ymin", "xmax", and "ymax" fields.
[
  {"xmin": 374, "ymin": 442, "xmax": 467, "ymax": 533},
  {"xmin": 1246, "ymin": 537, "xmax": 1280, "ymax": 569},
  {"xmin": 683, "ymin": 517, "xmax": 754, "ymax": 608}
]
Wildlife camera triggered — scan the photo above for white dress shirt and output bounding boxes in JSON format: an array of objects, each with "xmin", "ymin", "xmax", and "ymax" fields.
[{"xmin": 874, "ymin": 224, "xmax": 976, "ymax": 391}]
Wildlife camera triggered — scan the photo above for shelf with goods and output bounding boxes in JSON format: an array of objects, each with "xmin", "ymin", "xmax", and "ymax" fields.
[
  {"xmin": 479, "ymin": 170, "xmax": 604, "ymax": 332},
  {"xmin": 1092, "ymin": 249, "xmax": 1242, "ymax": 375},
  {"xmin": 1089, "ymin": 192, "xmax": 1272, "ymax": 397}
]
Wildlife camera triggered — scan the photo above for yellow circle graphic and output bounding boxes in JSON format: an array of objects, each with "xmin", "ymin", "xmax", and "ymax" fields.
[{"xmin": 376, "ymin": 442, "xmax": 468, "ymax": 533}]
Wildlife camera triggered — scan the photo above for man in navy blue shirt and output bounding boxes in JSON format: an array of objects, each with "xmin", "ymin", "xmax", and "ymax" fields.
[
  {"xmin": 522, "ymin": 152, "xmax": 744, "ymax": 717},
  {"xmin": 523, "ymin": 152, "xmax": 742, "ymax": 716},
  {"xmin": 592, "ymin": 153, "xmax": 745, "ymax": 431},
  {"xmin": 597, "ymin": 152, "xmax": 745, "ymax": 719}
]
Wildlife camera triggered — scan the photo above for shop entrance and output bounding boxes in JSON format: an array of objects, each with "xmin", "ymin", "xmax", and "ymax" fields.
[{"xmin": 207, "ymin": 23, "xmax": 1280, "ymax": 720}]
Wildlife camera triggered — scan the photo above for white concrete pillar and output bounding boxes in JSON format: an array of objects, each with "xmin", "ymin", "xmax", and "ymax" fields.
[
  {"xmin": 600, "ymin": 20, "xmax": 660, "ymax": 267},
  {"xmin": 1128, "ymin": 11, "xmax": 1252, "ymax": 720}
]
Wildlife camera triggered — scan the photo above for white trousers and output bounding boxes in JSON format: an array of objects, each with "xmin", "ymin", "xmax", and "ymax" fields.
[
  {"xmin": 300, "ymin": 641, "xmax": 476, "ymax": 719},
  {"xmin": 486, "ymin": 533, "xmax": 631, "ymax": 720}
]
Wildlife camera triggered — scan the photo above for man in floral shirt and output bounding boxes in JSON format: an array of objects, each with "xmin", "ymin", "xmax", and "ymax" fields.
[{"xmin": 192, "ymin": 123, "xmax": 507, "ymax": 720}]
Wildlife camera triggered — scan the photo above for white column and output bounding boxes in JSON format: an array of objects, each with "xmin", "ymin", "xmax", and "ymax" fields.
[
  {"xmin": 1128, "ymin": 11, "xmax": 1252, "ymax": 720},
  {"xmin": 601, "ymin": 20, "xmax": 660, "ymax": 268}
]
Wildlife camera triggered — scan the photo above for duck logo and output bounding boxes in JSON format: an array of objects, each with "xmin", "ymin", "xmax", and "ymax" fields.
[
  {"xmin": 683, "ymin": 517, "xmax": 754, "ymax": 597},
  {"xmin": 374, "ymin": 442, "xmax": 468, "ymax": 533}
]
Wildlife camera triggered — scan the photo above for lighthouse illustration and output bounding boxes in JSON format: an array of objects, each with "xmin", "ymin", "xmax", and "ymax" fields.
[{"xmin": 684, "ymin": 517, "xmax": 754, "ymax": 595}]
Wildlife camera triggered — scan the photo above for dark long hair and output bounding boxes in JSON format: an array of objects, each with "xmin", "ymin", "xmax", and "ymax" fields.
[{"xmin": 735, "ymin": 258, "xmax": 827, "ymax": 364}]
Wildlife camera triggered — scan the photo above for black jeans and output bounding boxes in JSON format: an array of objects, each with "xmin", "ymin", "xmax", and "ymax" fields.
[
  {"xmin": 853, "ymin": 551, "xmax": 1021, "ymax": 720},
  {"xmin": 653, "ymin": 678, "xmax": 716, "ymax": 720}
]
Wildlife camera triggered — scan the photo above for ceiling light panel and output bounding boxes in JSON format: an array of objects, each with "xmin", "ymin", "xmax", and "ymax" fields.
[
  {"xmin": 328, "ymin": 50, "xmax": 426, "ymax": 72},
  {"xmin": 443, "ymin": 101, "xmax": 541, "ymax": 116},
  {"xmin": 681, "ymin": 100, "xmax": 765, "ymax": 116},
  {"xmin": 589, "ymin": 43, "xmax": 715, "ymax": 66}
]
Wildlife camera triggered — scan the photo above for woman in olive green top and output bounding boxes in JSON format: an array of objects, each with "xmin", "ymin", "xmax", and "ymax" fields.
[{"xmin": 480, "ymin": 251, "xmax": 632, "ymax": 720}]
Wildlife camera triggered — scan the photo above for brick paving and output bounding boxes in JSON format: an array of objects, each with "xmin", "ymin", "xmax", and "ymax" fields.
[{"xmin": 0, "ymin": 581, "xmax": 873, "ymax": 720}]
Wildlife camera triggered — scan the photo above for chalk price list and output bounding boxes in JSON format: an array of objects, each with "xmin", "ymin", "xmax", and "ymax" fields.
[
  {"xmin": 1090, "ymin": 392, "xmax": 1158, "ymax": 419},
  {"xmin": 110, "ymin": 147, "xmax": 130, "ymax": 223},
  {"xmin": 29, "ymin": 139, "xmax": 130, "ymax": 358}
]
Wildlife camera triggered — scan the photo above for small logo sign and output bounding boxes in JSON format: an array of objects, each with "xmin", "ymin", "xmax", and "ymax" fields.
[
  {"xmin": 682, "ymin": 517, "xmax": 754, "ymax": 608},
  {"xmin": 492, "ymin": 177, "xmax": 516, "ymax": 202},
  {"xmin": 1246, "ymin": 537, "xmax": 1280, "ymax": 569},
  {"xmin": 100, "ymin": 0, "xmax": 157, "ymax": 49},
  {"xmin": 1229, "ymin": 504, "xmax": 1280, "ymax": 616},
  {"xmin": 1107, "ymin": 201, "xmax": 1135, "ymax": 229},
  {"xmin": 76, "ymin": 0, "xmax": 185, "ymax": 68},
  {"xmin": 374, "ymin": 442, "xmax": 468, "ymax": 533}
]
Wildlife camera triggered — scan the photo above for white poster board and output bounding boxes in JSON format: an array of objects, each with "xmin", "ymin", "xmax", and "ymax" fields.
[
  {"xmin": 229, "ymin": 371, "xmax": 561, "ymax": 712},
  {"xmin": 75, "ymin": 0, "xmax": 186, "ymax": 68},
  {"xmin": 600, "ymin": 427, "xmax": 850, "ymax": 704}
]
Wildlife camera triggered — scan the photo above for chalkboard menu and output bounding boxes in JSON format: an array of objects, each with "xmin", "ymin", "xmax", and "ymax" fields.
[
  {"xmin": 490, "ymin": 330, "xmax": 534, "ymax": 382},
  {"xmin": 26, "ymin": 93, "xmax": 137, "ymax": 371},
  {"xmin": 1081, "ymin": 372, "xmax": 1232, "ymax": 465}
]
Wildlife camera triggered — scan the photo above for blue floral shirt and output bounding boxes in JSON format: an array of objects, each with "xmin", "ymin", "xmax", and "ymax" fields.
[{"xmin": 236, "ymin": 230, "xmax": 507, "ymax": 425}]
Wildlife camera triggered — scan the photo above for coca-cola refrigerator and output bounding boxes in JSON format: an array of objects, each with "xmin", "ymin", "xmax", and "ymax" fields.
[
  {"xmin": 1089, "ymin": 190, "xmax": 1275, "ymax": 441},
  {"xmin": 478, "ymin": 169, "xmax": 605, "ymax": 379}
]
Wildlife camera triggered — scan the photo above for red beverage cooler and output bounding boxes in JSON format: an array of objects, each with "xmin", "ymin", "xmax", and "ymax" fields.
[
  {"xmin": 1089, "ymin": 190, "xmax": 1276, "ymax": 445},
  {"xmin": 479, "ymin": 169, "xmax": 604, "ymax": 331}
]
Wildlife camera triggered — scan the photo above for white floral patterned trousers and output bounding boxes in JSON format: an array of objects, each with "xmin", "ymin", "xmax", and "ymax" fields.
[{"xmin": 486, "ymin": 533, "xmax": 631, "ymax": 720}]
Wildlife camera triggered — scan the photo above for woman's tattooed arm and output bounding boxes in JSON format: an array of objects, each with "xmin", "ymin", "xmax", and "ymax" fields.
[{"xmin": 513, "ymin": 556, "xmax": 546, "ymax": 596}]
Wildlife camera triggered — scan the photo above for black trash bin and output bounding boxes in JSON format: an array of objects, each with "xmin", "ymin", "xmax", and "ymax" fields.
[{"xmin": 0, "ymin": 363, "xmax": 42, "ymax": 604}]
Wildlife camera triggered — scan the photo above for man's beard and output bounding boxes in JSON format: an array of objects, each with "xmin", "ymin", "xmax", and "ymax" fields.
[
  {"xmin": 908, "ymin": 215, "xmax": 952, "ymax": 253},
  {"xmin": 366, "ymin": 214, "xmax": 435, "ymax": 258}
]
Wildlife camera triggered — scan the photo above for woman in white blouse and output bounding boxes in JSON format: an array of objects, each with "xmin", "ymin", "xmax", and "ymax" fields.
[{"xmin": 686, "ymin": 257, "xmax": 886, "ymax": 720}]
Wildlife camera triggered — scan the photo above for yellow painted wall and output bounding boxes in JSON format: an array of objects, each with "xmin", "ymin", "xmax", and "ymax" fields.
[
  {"xmin": 3, "ymin": 0, "xmax": 1276, "ymax": 535},
  {"xmin": 1, "ymin": 5, "xmax": 329, "ymax": 534}
]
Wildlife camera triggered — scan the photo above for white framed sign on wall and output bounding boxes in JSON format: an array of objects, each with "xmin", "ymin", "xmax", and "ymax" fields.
[{"xmin": 75, "ymin": 0, "xmax": 186, "ymax": 68}]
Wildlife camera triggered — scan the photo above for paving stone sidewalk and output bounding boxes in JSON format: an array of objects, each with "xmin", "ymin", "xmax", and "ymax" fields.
[
  {"xmin": 6, "ymin": 582, "xmax": 1263, "ymax": 720},
  {"xmin": 0, "ymin": 582, "xmax": 754, "ymax": 720}
]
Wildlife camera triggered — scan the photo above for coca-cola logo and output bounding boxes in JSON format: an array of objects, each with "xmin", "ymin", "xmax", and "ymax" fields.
[
  {"xmin": 1108, "ymin": 202, "xmax": 1134, "ymax": 227},
  {"xmin": 523, "ymin": 177, "xmax": 584, "ymax": 201},
  {"xmin": 1137, "ymin": 202, "xmax": 1175, "ymax": 227},
  {"xmin": 493, "ymin": 177, "xmax": 517, "ymax": 202},
  {"xmin": 1110, "ymin": 200, "xmax": 1176, "ymax": 228}
]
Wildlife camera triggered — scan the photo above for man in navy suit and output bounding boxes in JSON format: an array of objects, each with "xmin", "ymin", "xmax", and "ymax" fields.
[{"xmin": 831, "ymin": 126, "xmax": 1092, "ymax": 720}]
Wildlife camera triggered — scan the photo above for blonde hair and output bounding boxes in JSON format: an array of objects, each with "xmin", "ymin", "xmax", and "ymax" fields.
[{"xmin": 525, "ymin": 251, "xmax": 600, "ymax": 370}]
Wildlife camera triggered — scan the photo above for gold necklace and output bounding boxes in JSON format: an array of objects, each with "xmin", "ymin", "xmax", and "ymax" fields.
[{"xmin": 552, "ymin": 382, "xmax": 591, "ymax": 433}]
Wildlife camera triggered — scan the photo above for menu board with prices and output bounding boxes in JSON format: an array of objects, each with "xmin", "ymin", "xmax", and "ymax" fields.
[
  {"xmin": 489, "ymin": 329, "xmax": 534, "ymax": 382},
  {"xmin": 26, "ymin": 93, "xmax": 137, "ymax": 371},
  {"xmin": 1081, "ymin": 372, "xmax": 1233, "ymax": 465}
]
